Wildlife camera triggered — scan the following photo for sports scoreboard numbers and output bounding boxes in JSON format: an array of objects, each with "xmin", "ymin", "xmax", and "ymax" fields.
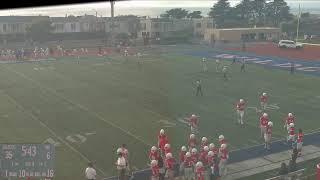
[{"xmin": 0, "ymin": 144, "xmax": 55, "ymax": 178}]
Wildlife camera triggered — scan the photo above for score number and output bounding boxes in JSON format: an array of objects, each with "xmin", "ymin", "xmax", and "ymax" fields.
[{"xmin": 21, "ymin": 145, "xmax": 36, "ymax": 157}]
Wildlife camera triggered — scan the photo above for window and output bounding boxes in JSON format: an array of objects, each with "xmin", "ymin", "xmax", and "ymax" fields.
[
  {"xmin": 207, "ymin": 23, "xmax": 213, "ymax": 28},
  {"xmin": 153, "ymin": 23, "xmax": 159, "ymax": 28},
  {"xmin": 155, "ymin": 32, "xmax": 160, "ymax": 37},
  {"xmin": 141, "ymin": 23, "xmax": 146, "ymax": 30},
  {"xmin": 71, "ymin": 23, "xmax": 76, "ymax": 31},
  {"xmin": 3, "ymin": 24, "xmax": 6, "ymax": 32},
  {"xmin": 196, "ymin": 23, "xmax": 201, "ymax": 28}
]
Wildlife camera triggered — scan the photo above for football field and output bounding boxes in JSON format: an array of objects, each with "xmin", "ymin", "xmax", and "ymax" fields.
[{"xmin": 0, "ymin": 47, "xmax": 320, "ymax": 179}]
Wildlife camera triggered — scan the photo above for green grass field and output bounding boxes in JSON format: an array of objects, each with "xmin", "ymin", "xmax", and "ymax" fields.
[{"xmin": 0, "ymin": 48, "xmax": 320, "ymax": 179}]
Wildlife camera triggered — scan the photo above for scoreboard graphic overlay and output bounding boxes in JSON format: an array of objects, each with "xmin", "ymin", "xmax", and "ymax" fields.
[{"xmin": 0, "ymin": 144, "xmax": 55, "ymax": 178}]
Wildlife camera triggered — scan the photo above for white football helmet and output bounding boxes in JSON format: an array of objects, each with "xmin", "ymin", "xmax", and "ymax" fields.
[
  {"xmin": 191, "ymin": 114, "xmax": 196, "ymax": 117},
  {"xmin": 288, "ymin": 113, "xmax": 293, "ymax": 117},
  {"xmin": 263, "ymin": 113, "xmax": 268, "ymax": 117},
  {"xmin": 209, "ymin": 143, "xmax": 215, "ymax": 149},
  {"xmin": 201, "ymin": 137, "xmax": 208, "ymax": 142},
  {"xmin": 164, "ymin": 144, "xmax": 170, "ymax": 149},
  {"xmin": 151, "ymin": 160, "xmax": 158, "ymax": 167},
  {"xmin": 181, "ymin": 146, "xmax": 187, "ymax": 152},
  {"xmin": 219, "ymin": 135, "xmax": 224, "ymax": 140},
  {"xmin": 191, "ymin": 148, "xmax": 197, "ymax": 153},
  {"xmin": 263, "ymin": 93, "xmax": 267, "ymax": 96},
  {"xmin": 203, "ymin": 146, "xmax": 209, "ymax": 151},
  {"xmin": 190, "ymin": 134, "xmax": 195, "ymax": 139},
  {"xmin": 186, "ymin": 152, "xmax": 191, "ymax": 157},
  {"xmin": 221, "ymin": 144, "xmax": 227, "ymax": 149},
  {"xmin": 116, "ymin": 148, "xmax": 123, "ymax": 154},
  {"xmin": 268, "ymin": 121, "xmax": 273, "ymax": 127},
  {"xmin": 196, "ymin": 161, "xmax": 203, "ymax": 167},
  {"xmin": 208, "ymin": 151, "xmax": 214, "ymax": 157},
  {"xmin": 151, "ymin": 146, "xmax": 157, "ymax": 151},
  {"xmin": 166, "ymin": 153, "xmax": 172, "ymax": 159},
  {"xmin": 240, "ymin": 99, "xmax": 244, "ymax": 103},
  {"xmin": 160, "ymin": 129, "xmax": 165, "ymax": 135},
  {"xmin": 290, "ymin": 123, "xmax": 294, "ymax": 127}
]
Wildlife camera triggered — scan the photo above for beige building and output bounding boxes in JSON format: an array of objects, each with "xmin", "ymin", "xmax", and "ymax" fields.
[
  {"xmin": 0, "ymin": 16, "xmax": 49, "ymax": 34},
  {"xmin": 204, "ymin": 27, "xmax": 281, "ymax": 42},
  {"xmin": 193, "ymin": 17, "xmax": 214, "ymax": 38},
  {"xmin": 138, "ymin": 17, "xmax": 192, "ymax": 39}
]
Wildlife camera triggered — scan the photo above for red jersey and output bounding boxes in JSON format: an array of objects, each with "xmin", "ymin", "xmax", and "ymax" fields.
[
  {"xmin": 199, "ymin": 151, "xmax": 208, "ymax": 165},
  {"xmin": 289, "ymin": 127, "xmax": 295, "ymax": 136},
  {"xmin": 200, "ymin": 142, "xmax": 208, "ymax": 150},
  {"xmin": 183, "ymin": 156, "xmax": 194, "ymax": 167},
  {"xmin": 164, "ymin": 147, "xmax": 171, "ymax": 155},
  {"xmin": 195, "ymin": 166, "xmax": 205, "ymax": 180},
  {"xmin": 219, "ymin": 139, "xmax": 227, "ymax": 146},
  {"xmin": 158, "ymin": 134, "xmax": 169, "ymax": 151},
  {"xmin": 236, "ymin": 102, "xmax": 245, "ymax": 111},
  {"xmin": 207, "ymin": 156, "xmax": 214, "ymax": 166},
  {"xmin": 260, "ymin": 116, "xmax": 269, "ymax": 127},
  {"xmin": 286, "ymin": 117, "xmax": 295, "ymax": 125},
  {"xmin": 149, "ymin": 151, "xmax": 159, "ymax": 160},
  {"xmin": 212, "ymin": 147, "xmax": 219, "ymax": 156},
  {"xmin": 165, "ymin": 158, "xmax": 175, "ymax": 170},
  {"xmin": 179, "ymin": 151, "xmax": 186, "ymax": 163},
  {"xmin": 189, "ymin": 117, "xmax": 199, "ymax": 128},
  {"xmin": 266, "ymin": 125, "xmax": 272, "ymax": 135},
  {"xmin": 219, "ymin": 149, "xmax": 229, "ymax": 160},
  {"xmin": 297, "ymin": 132, "xmax": 303, "ymax": 143},
  {"xmin": 260, "ymin": 95, "xmax": 268, "ymax": 103},
  {"xmin": 151, "ymin": 165, "xmax": 160, "ymax": 177},
  {"xmin": 188, "ymin": 138, "xmax": 198, "ymax": 148},
  {"xmin": 191, "ymin": 153, "xmax": 198, "ymax": 164}
]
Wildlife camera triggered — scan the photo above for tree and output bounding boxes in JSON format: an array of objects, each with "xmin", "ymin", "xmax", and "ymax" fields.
[
  {"xmin": 160, "ymin": 8, "xmax": 189, "ymax": 19},
  {"xmin": 26, "ymin": 19, "xmax": 53, "ymax": 42},
  {"xmin": 187, "ymin": 11, "xmax": 203, "ymax": 19},
  {"xmin": 265, "ymin": 0, "xmax": 293, "ymax": 26},
  {"xmin": 208, "ymin": 0, "xmax": 232, "ymax": 28}
]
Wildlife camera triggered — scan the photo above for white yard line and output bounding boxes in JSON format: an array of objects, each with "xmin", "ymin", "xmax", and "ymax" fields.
[
  {"xmin": 0, "ymin": 90, "xmax": 107, "ymax": 177},
  {"xmin": 4, "ymin": 66, "xmax": 152, "ymax": 148}
]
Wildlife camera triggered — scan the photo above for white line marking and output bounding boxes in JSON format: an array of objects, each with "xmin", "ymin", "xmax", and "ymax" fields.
[
  {"xmin": 4, "ymin": 66, "xmax": 152, "ymax": 148},
  {"xmin": 0, "ymin": 91, "xmax": 107, "ymax": 176}
]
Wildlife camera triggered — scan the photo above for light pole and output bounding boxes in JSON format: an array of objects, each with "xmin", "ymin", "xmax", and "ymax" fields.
[{"xmin": 296, "ymin": 3, "xmax": 301, "ymax": 42}]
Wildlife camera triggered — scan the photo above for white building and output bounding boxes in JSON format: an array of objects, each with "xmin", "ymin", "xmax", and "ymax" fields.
[{"xmin": 0, "ymin": 16, "xmax": 50, "ymax": 34}]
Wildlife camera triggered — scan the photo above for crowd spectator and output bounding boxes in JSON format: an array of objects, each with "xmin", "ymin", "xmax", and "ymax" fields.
[{"xmin": 85, "ymin": 162, "xmax": 96, "ymax": 180}]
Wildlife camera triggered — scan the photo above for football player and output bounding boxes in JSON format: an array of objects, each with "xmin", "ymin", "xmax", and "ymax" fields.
[
  {"xmin": 260, "ymin": 92, "xmax": 268, "ymax": 110},
  {"xmin": 264, "ymin": 121, "xmax": 273, "ymax": 150},
  {"xmin": 260, "ymin": 113, "xmax": 269, "ymax": 138},
  {"xmin": 236, "ymin": 99, "xmax": 246, "ymax": 125}
]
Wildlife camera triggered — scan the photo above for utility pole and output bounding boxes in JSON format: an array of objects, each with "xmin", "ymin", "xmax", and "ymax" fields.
[{"xmin": 296, "ymin": 3, "xmax": 301, "ymax": 42}]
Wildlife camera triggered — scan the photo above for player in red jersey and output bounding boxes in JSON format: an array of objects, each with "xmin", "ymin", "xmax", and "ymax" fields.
[
  {"xmin": 208, "ymin": 151, "xmax": 219, "ymax": 179},
  {"xmin": 260, "ymin": 113, "xmax": 269, "ymax": 138},
  {"xmin": 165, "ymin": 153, "xmax": 176, "ymax": 180},
  {"xmin": 218, "ymin": 144, "xmax": 229, "ymax": 177},
  {"xmin": 150, "ymin": 160, "xmax": 160, "ymax": 180},
  {"xmin": 179, "ymin": 146, "xmax": 187, "ymax": 177},
  {"xmin": 236, "ymin": 99, "xmax": 246, "ymax": 125},
  {"xmin": 191, "ymin": 148, "xmax": 199, "ymax": 164},
  {"xmin": 260, "ymin": 92, "xmax": 268, "ymax": 110},
  {"xmin": 199, "ymin": 146, "xmax": 209, "ymax": 166},
  {"xmin": 218, "ymin": 135, "xmax": 227, "ymax": 147},
  {"xmin": 188, "ymin": 134, "xmax": 198, "ymax": 151},
  {"xmin": 184, "ymin": 114, "xmax": 200, "ymax": 134},
  {"xmin": 284, "ymin": 113, "xmax": 295, "ymax": 131},
  {"xmin": 264, "ymin": 121, "xmax": 273, "ymax": 150},
  {"xmin": 200, "ymin": 137, "xmax": 208, "ymax": 152},
  {"xmin": 195, "ymin": 162, "xmax": 205, "ymax": 180},
  {"xmin": 149, "ymin": 146, "xmax": 159, "ymax": 161},
  {"xmin": 296, "ymin": 128, "xmax": 304, "ymax": 156},
  {"xmin": 287, "ymin": 123, "xmax": 296, "ymax": 145},
  {"xmin": 183, "ymin": 152, "xmax": 195, "ymax": 180},
  {"xmin": 158, "ymin": 129, "xmax": 169, "ymax": 155},
  {"xmin": 164, "ymin": 144, "xmax": 172, "ymax": 155},
  {"xmin": 209, "ymin": 143, "xmax": 218, "ymax": 156}
]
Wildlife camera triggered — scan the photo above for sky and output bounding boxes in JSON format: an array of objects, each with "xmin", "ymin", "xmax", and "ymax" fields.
[{"xmin": 0, "ymin": 0, "xmax": 319, "ymax": 17}]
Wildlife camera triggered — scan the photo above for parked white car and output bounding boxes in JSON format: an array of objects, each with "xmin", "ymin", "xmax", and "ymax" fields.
[{"xmin": 278, "ymin": 40, "xmax": 303, "ymax": 49}]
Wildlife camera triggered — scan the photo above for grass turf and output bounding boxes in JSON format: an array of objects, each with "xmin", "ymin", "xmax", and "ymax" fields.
[{"xmin": 0, "ymin": 49, "xmax": 319, "ymax": 179}]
